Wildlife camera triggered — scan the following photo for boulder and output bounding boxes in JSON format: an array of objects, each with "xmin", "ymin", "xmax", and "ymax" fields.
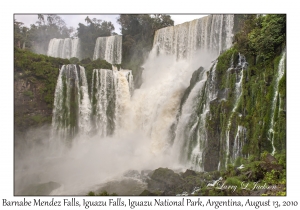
[
  {"xmin": 147, "ymin": 168, "xmax": 185, "ymax": 194},
  {"xmin": 260, "ymin": 154, "xmax": 283, "ymax": 172},
  {"xmin": 182, "ymin": 169, "xmax": 197, "ymax": 178}
]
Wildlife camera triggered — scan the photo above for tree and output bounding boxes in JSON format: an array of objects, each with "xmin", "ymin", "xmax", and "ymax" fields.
[
  {"xmin": 152, "ymin": 14, "xmax": 174, "ymax": 31},
  {"xmin": 14, "ymin": 19, "xmax": 24, "ymax": 48},
  {"xmin": 117, "ymin": 14, "xmax": 174, "ymax": 73},
  {"xmin": 85, "ymin": 16, "xmax": 92, "ymax": 25},
  {"xmin": 24, "ymin": 14, "xmax": 73, "ymax": 54},
  {"xmin": 249, "ymin": 14, "xmax": 286, "ymax": 60},
  {"xmin": 77, "ymin": 17, "xmax": 115, "ymax": 59},
  {"xmin": 37, "ymin": 14, "xmax": 45, "ymax": 25},
  {"xmin": 234, "ymin": 14, "xmax": 286, "ymax": 62}
]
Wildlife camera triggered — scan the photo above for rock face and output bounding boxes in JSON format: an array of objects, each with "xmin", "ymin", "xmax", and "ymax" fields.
[
  {"xmin": 182, "ymin": 169, "xmax": 197, "ymax": 178},
  {"xmin": 14, "ymin": 77, "xmax": 53, "ymax": 135},
  {"xmin": 260, "ymin": 154, "xmax": 284, "ymax": 172},
  {"xmin": 141, "ymin": 156, "xmax": 285, "ymax": 196},
  {"xmin": 147, "ymin": 168, "xmax": 185, "ymax": 194}
]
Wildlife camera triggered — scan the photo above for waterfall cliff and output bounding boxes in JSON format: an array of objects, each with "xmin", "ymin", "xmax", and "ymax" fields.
[
  {"xmin": 93, "ymin": 35, "xmax": 122, "ymax": 64},
  {"xmin": 51, "ymin": 64, "xmax": 91, "ymax": 147},
  {"xmin": 47, "ymin": 38, "xmax": 81, "ymax": 59},
  {"xmin": 153, "ymin": 15, "xmax": 234, "ymax": 60},
  {"xmin": 15, "ymin": 14, "xmax": 286, "ymax": 196}
]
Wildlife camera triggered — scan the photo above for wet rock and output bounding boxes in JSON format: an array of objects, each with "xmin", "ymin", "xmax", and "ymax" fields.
[
  {"xmin": 182, "ymin": 169, "xmax": 197, "ymax": 178},
  {"xmin": 260, "ymin": 154, "xmax": 283, "ymax": 172},
  {"xmin": 147, "ymin": 168, "xmax": 185, "ymax": 195}
]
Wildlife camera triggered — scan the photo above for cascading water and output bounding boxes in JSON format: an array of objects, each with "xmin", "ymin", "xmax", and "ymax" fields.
[
  {"xmin": 172, "ymin": 61, "xmax": 218, "ymax": 171},
  {"xmin": 16, "ymin": 15, "xmax": 243, "ymax": 195},
  {"xmin": 78, "ymin": 66, "xmax": 92, "ymax": 135},
  {"xmin": 90, "ymin": 69, "xmax": 133, "ymax": 137},
  {"xmin": 232, "ymin": 125, "xmax": 247, "ymax": 161},
  {"xmin": 51, "ymin": 64, "xmax": 91, "ymax": 148},
  {"xmin": 153, "ymin": 15, "xmax": 234, "ymax": 60},
  {"xmin": 130, "ymin": 52, "xmax": 197, "ymax": 154},
  {"xmin": 132, "ymin": 14, "xmax": 235, "ymax": 168},
  {"xmin": 47, "ymin": 38, "xmax": 81, "ymax": 59},
  {"xmin": 93, "ymin": 35, "xmax": 122, "ymax": 64},
  {"xmin": 224, "ymin": 53, "xmax": 247, "ymax": 167},
  {"xmin": 268, "ymin": 50, "xmax": 286, "ymax": 155}
]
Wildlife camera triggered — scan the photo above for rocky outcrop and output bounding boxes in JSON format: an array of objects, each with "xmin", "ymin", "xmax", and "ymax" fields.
[{"xmin": 14, "ymin": 76, "xmax": 53, "ymax": 135}]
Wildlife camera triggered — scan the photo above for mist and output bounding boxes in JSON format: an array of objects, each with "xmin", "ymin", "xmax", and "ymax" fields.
[{"xmin": 14, "ymin": 44, "xmax": 218, "ymax": 195}]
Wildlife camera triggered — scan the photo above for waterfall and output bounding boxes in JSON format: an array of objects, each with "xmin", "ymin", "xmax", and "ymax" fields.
[
  {"xmin": 232, "ymin": 125, "xmax": 247, "ymax": 161},
  {"xmin": 49, "ymin": 15, "xmax": 235, "ymax": 168},
  {"xmin": 78, "ymin": 66, "xmax": 92, "ymax": 135},
  {"xmin": 51, "ymin": 64, "xmax": 91, "ymax": 148},
  {"xmin": 268, "ymin": 50, "xmax": 286, "ymax": 155},
  {"xmin": 153, "ymin": 15, "xmax": 234, "ymax": 60},
  {"xmin": 224, "ymin": 53, "xmax": 247, "ymax": 167},
  {"xmin": 15, "ymin": 14, "xmax": 287, "ymax": 196},
  {"xmin": 90, "ymin": 69, "xmax": 133, "ymax": 137},
  {"xmin": 172, "ymin": 61, "xmax": 218, "ymax": 171},
  {"xmin": 130, "ymin": 14, "xmax": 235, "ymax": 168},
  {"xmin": 93, "ymin": 35, "xmax": 122, "ymax": 64},
  {"xmin": 47, "ymin": 38, "xmax": 81, "ymax": 59}
]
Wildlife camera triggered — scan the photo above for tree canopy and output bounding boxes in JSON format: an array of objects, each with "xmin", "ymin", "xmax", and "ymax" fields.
[
  {"xmin": 14, "ymin": 14, "xmax": 74, "ymax": 54},
  {"xmin": 234, "ymin": 14, "xmax": 286, "ymax": 62},
  {"xmin": 117, "ymin": 14, "xmax": 174, "ymax": 83},
  {"xmin": 77, "ymin": 16, "xmax": 115, "ymax": 59}
]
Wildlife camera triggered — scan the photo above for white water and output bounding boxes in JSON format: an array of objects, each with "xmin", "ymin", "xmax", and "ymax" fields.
[
  {"xmin": 153, "ymin": 15, "xmax": 234, "ymax": 60},
  {"xmin": 131, "ymin": 52, "xmax": 202, "ymax": 155},
  {"xmin": 93, "ymin": 35, "xmax": 122, "ymax": 64},
  {"xmin": 172, "ymin": 61, "xmax": 218, "ymax": 171},
  {"xmin": 47, "ymin": 38, "xmax": 81, "ymax": 59},
  {"xmin": 16, "ymin": 15, "xmax": 236, "ymax": 195},
  {"xmin": 91, "ymin": 69, "xmax": 133, "ymax": 137},
  {"xmin": 232, "ymin": 125, "xmax": 247, "ymax": 161},
  {"xmin": 78, "ymin": 66, "xmax": 92, "ymax": 135},
  {"xmin": 269, "ymin": 51, "xmax": 286, "ymax": 155},
  {"xmin": 225, "ymin": 54, "xmax": 246, "ymax": 167},
  {"xmin": 51, "ymin": 65, "xmax": 92, "ymax": 149}
]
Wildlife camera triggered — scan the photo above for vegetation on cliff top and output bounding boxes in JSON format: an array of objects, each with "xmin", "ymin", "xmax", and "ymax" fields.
[{"xmin": 14, "ymin": 47, "xmax": 70, "ymax": 108}]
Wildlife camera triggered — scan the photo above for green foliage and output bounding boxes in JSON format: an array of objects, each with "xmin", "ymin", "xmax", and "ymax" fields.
[
  {"xmin": 276, "ymin": 191, "xmax": 286, "ymax": 196},
  {"xmin": 235, "ymin": 14, "xmax": 286, "ymax": 62},
  {"xmin": 234, "ymin": 157, "xmax": 244, "ymax": 167},
  {"xmin": 208, "ymin": 14, "xmax": 286, "ymax": 166},
  {"xmin": 31, "ymin": 115, "xmax": 48, "ymax": 124},
  {"xmin": 225, "ymin": 177, "xmax": 242, "ymax": 187},
  {"xmin": 14, "ymin": 19, "xmax": 30, "ymax": 49},
  {"xmin": 14, "ymin": 15, "xmax": 74, "ymax": 53},
  {"xmin": 79, "ymin": 58, "xmax": 112, "ymax": 94},
  {"xmin": 278, "ymin": 72, "xmax": 286, "ymax": 97},
  {"xmin": 70, "ymin": 57, "xmax": 79, "ymax": 64},
  {"xmin": 23, "ymin": 90, "xmax": 34, "ymax": 98},
  {"xmin": 14, "ymin": 48, "xmax": 69, "ymax": 130},
  {"xmin": 87, "ymin": 191, "xmax": 95, "ymax": 196},
  {"xmin": 275, "ymin": 152, "xmax": 286, "ymax": 169},
  {"xmin": 261, "ymin": 151, "xmax": 269, "ymax": 160},
  {"xmin": 263, "ymin": 169, "xmax": 280, "ymax": 185}
]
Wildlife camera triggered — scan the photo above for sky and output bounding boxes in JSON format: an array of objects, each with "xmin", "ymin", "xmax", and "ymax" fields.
[{"xmin": 14, "ymin": 14, "xmax": 207, "ymax": 35}]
